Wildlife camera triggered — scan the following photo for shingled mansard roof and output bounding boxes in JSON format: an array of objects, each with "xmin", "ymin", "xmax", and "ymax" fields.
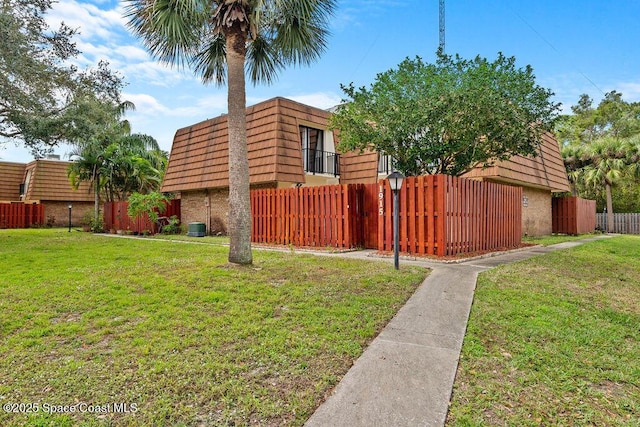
[
  {"xmin": 160, "ymin": 96, "xmax": 570, "ymax": 193},
  {"xmin": 463, "ymin": 132, "xmax": 570, "ymax": 193},
  {"xmin": 0, "ymin": 161, "xmax": 26, "ymax": 201},
  {"xmin": 0, "ymin": 160, "xmax": 94, "ymax": 202},
  {"xmin": 162, "ymin": 97, "xmax": 334, "ymax": 192}
]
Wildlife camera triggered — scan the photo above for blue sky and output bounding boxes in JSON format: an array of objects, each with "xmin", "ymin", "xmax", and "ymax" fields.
[{"xmin": 2, "ymin": 0, "xmax": 640, "ymax": 163}]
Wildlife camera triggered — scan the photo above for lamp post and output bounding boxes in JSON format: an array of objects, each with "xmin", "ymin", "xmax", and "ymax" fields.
[
  {"xmin": 387, "ymin": 171, "xmax": 405, "ymax": 270},
  {"xmin": 68, "ymin": 204, "xmax": 72, "ymax": 232}
]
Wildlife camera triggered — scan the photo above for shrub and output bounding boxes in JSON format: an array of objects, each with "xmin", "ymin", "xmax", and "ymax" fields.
[
  {"xmin": 127, "ymin": 192, "xmax": 168, "ymax": 225},
  {"xmin": 90, "ymin": 213, "xmax": 104, "ymax": 233},
  {"xmin": 161, "ymin": 215, "xmax": 181, "ymax": 234}
]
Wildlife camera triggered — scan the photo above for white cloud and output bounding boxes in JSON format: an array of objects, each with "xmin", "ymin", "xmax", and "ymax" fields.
[
  {"xmin": 121, "ymin": 61, "xmax": 194, "ymax": 87},
  {"xmin": 123, "ymin": 93, "xmax": 170, "ymax": 116},
  {"xmin": 122, "ymin": 92, "xmax": 229, "ymax": 121},
  {"xmin": 287, "ymin": 92, "xmax": 343, "ymax": 110},
  {"xmin": 613, "ymin": 82, "xmax": 640, "ymax": 102},
  {"xmin": 114, "ymin": 45, "xmax": 150, "ymax": 62},
  {"xmin": 47, "ymin": 0, "xmax": 126, "ymax": 42}
]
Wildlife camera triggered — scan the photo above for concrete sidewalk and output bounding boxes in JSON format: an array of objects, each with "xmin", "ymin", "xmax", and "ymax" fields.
[{"xmin": 305, "ymin": 236, "xmax": 612, "ymax": 427}]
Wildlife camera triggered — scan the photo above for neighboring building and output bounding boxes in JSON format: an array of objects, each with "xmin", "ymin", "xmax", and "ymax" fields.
[
  {"xmin": 0, "ymin": 159, "xmax": 95, "ymax": 226},
  {"xmin": 161, "ymin": 97, "xmax": 357, "ymax": 233},
  {"xmin": 335, "ymin": 133, "xmax": 570, "ymax": 236},
  {"xmin": 462, "ymin": 132, "xmax": 570, "ymax": 236},
  {"xmin": 0, "ymin": 161, "xmax": 26, "ymax": 201},
  {"xmin": 161, "ymin": 97, "xmax": 570, "ymax": 236}
]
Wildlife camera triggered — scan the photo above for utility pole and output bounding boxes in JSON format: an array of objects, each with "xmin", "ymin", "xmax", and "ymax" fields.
[{"xmin": 439, "ymin": 0, "xmax": 445, "ymax": 51}]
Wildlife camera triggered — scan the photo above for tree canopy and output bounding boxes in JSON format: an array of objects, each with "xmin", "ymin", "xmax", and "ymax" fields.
[
  {"xmin": 330, "ymin": 52, "xmax": 561, "ymax": 176},
  {"xmin": 558, "ymin": 92, "xmax": 640, "ymax": 217},
  {"xmin": 125, "ymin": 0, "xmax": 336, "ymax": 265},
  {"xmin": 556, "ymin": 91, "xmax": 640, "ymax": 146},
  {"xmin": 0, "ymin": 0, "xmax": 124, "ymax": 156},
  {"xmin": 67, "ymin": 100, "xmax": 166, "ymax": 226}
]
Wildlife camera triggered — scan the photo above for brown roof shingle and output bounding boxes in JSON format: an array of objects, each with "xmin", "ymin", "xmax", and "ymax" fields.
[
  {"xmin": 339, "ymin": 149, "xmax": 379, "ymax": 184},
  {"xmin": 23, "ymin": 160, "xmax": 95, "ymax": 202},
  {"xmin": 162, "ymin": 97, "xmax": 333, "ymax": 192},
  {"xmin": 462, "ymin": 132, "xmax": 570, "ymax": 192},
  {"xmin": 0, "ymin": 161, "xmax": 26, "ymax": 201}
]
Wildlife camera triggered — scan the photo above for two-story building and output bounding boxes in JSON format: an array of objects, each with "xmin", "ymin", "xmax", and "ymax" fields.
[
  {"xmin": 160, "ymin": 97, "xmax": 570, "ymax": 236},
  {"xmin": 0, "ymin": 159, "xmax": 95, "ymax": 226}
]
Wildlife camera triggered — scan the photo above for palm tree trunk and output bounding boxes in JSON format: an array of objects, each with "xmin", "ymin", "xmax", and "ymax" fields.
[
  {"xmin": 93, "ymin": 169, "xmax": 100, "ymax": 229},
  {"xmin": 226, "ymin": 25, "xmax": 252, "ymax": 265},
  {"xmin": 605, "ymin": 182, "xmax": 614, "ymax": 233}
]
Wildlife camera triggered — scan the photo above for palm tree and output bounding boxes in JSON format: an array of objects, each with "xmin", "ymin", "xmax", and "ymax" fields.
[
  {"xmin": 69, "ymin": 133, "xmax": 165, "ymax": 212},
  {"xmin": 68, "ymin": 97, "xmax": 167, "ymax": 225},
  {"xmin": 101, "ymin": 134, "xmax": 166, "ymax": 201},
  {"xmin": 68, "ymin": 141, "xmax": 105, "ymax": 227},
  {"xmin": 579, "ymin": 138, "xmax": 635, "ymax": 232},
  {"xmin": 124, "ymin": 0, "xmax": 336, "ymax": 265},
  {"xmin": 67, "ymin": 101, "xmax": 136, "ymax": 225},
  {"xmin": 561, "ymin": 144, "xmax": 589, "ymax": 197}
]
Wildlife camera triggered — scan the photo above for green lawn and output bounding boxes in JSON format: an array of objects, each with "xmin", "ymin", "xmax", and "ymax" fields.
[
  {"xmin": 146, "ymin": 233, "xmax": 230, "ymax": 245},
  {"xmin": 0, "ymin": 229, "xmax": 427, "ymax": 426},
  {"xmin": 522, "ymin": 233, "xmax": 604, "ymax": 246},
  {"xmin": 448, "ymin": 235, "xmax": 640, "ymax": 426}
]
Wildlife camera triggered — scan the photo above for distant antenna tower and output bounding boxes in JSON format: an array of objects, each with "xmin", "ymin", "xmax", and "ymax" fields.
[{"xmin": 439, "ymin": 0, "xmax": 445, "ymax": 51}]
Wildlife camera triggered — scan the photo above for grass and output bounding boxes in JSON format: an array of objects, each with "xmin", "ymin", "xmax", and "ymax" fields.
[
  {"xmin": 0, "ymin": 229, "xmax": 427, "ymax": 426},
  {"xmin": 146, "ymin": 233, "xmax": 230, "ymax": 245},
  {"xmin": 447, "ymin": 235, "xmax": 640, "ymax": 426},
  {"xmin": 522, "ymin": 233, "xmax": 604, "ymax": 246}
]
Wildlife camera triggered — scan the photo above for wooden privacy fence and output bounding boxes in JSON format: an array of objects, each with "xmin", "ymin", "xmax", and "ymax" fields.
[
  {"xmin": 251, "ymin": 184, "xmax": 368, "ymax": 249},
  {"xmin": 597, "ymin": 213, "xmax": 640, "ymax": 234},
  {"xmin": 103, "ymin": 199, "xmax": 181, "ymax": 234},
  {"xmin": 552, "ymin": 196, "xmax": 596, "ymax": 235},
  {"xmin": 251, "ymin": 175, "xmax": 522, "ymax": 257},
  {"xmin": 0, "ymin": 202, "xmax": 44, "ymax": 229},
  {"xmin": 377, "ymin": 175, "xmax": 522, "ymax": 257}
]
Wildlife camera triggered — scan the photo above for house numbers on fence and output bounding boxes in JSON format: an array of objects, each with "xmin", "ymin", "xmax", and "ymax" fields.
[{"xmin": 378, "ymin": 185, "xmax": 384, "ymax": 216}]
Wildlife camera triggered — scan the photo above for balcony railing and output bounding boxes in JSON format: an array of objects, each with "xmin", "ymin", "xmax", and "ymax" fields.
[
  {"xmin": 302, "ymin": 148, "xmax": 340, "ymax": 177},
  {"xmin": 378, "ymin": 154, "xmax": 394, "ymax": 174}
]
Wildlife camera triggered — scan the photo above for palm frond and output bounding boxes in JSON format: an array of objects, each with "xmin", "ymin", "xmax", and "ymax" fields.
[
  {"xmin": 267, "ymin": 0, "xmax": 335, "ymax": 66},
  {"xmin": 246, "ymin": 32, "xmax": 284, "ymax": 84},
  {"xmin": 192, "ymin": 32, "xmax": 227, "ymax": 85},
  {"xmin": 124, "ymin": 0, "xmax": 208, "ymax": 68}
]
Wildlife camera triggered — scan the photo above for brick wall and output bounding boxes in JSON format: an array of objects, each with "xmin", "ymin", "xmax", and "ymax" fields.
[
  {"xmin": 522, "ymin": 187, "xmax": 552, "ymax": 237},
  {"xmin": 181, "ymin": 184, "xmax": 277, "ymax": 235},
  {"xmin": 44, "ymin": 201, "xmax": 94, "ymax": 227},
  {"xmin": 180, "ymin": 189, "xmax": 229, "ymax": 235}
]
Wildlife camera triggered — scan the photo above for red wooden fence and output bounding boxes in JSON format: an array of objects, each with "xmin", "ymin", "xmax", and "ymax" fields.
[
  {"xmin": 103, "ymin": 199, "xmax": 181, "ymax": 234},
  {"xmin": 251, "ymin": 176, "xmax": 523, "ymax": 257},
  {"xmin": 377, "ymin": 175, "xmax": 522, "ymax": 257},
  {"xmin": 552, "ymin": 196, "xmax": 596, "ymax": 235},
  {"xmin": 251, "ymin": 185, "xmax": 366, "ymax": 249},
  {"xmin": 0, "ymin": 202, "xmax": 44, "ymax": 229}
]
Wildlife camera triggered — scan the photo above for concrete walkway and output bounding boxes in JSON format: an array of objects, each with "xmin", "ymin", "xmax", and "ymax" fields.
[{"xmin": 305, "ymin": 236, "xmax": 612, "ymax": 427}]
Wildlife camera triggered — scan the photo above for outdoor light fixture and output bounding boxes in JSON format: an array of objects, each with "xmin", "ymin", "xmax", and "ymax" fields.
[
  {"xmin": 68, "ymin": 204, "xmax": 72, "ymax": 232},
  {"xmin": 386, "ymin": 171, "xmax": 405, "ymax": 270},
  {"xmin": 387, "ymin": 170, "xmax": 405, "ymax": 193}
]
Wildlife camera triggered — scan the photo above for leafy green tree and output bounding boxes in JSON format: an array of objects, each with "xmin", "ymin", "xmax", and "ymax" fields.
[
  {"xmin": 557, "ymin": 91, "xmax": 640, "ymax": 146},
  {"xmin": 330, "ymin": 53, "xmax": 560, "ymax": 176},
  {"xmin": 559, "ymin": 92, "xmax": 640, "ymax": 216},
  {"xmin": 100, "ymin": 134, "xmax": 167, "ymax": 202},
  {"xmin": 127, "ymin": 191, "xmax": 168, "ymax": 232},
  {"xmin": 68, "ymin": 102, "xmax": 166, "ymax": 224},
  {"xmin": 124, "ymin": 0, "xmax": 336, "ymax": 265},
  {"xmin": 563, "ymin": 137, "xmax": 640, "ymax": 230},
  {"xmin": 0, "ymin": 0, "xmax": 125, "ymax": 156}
]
